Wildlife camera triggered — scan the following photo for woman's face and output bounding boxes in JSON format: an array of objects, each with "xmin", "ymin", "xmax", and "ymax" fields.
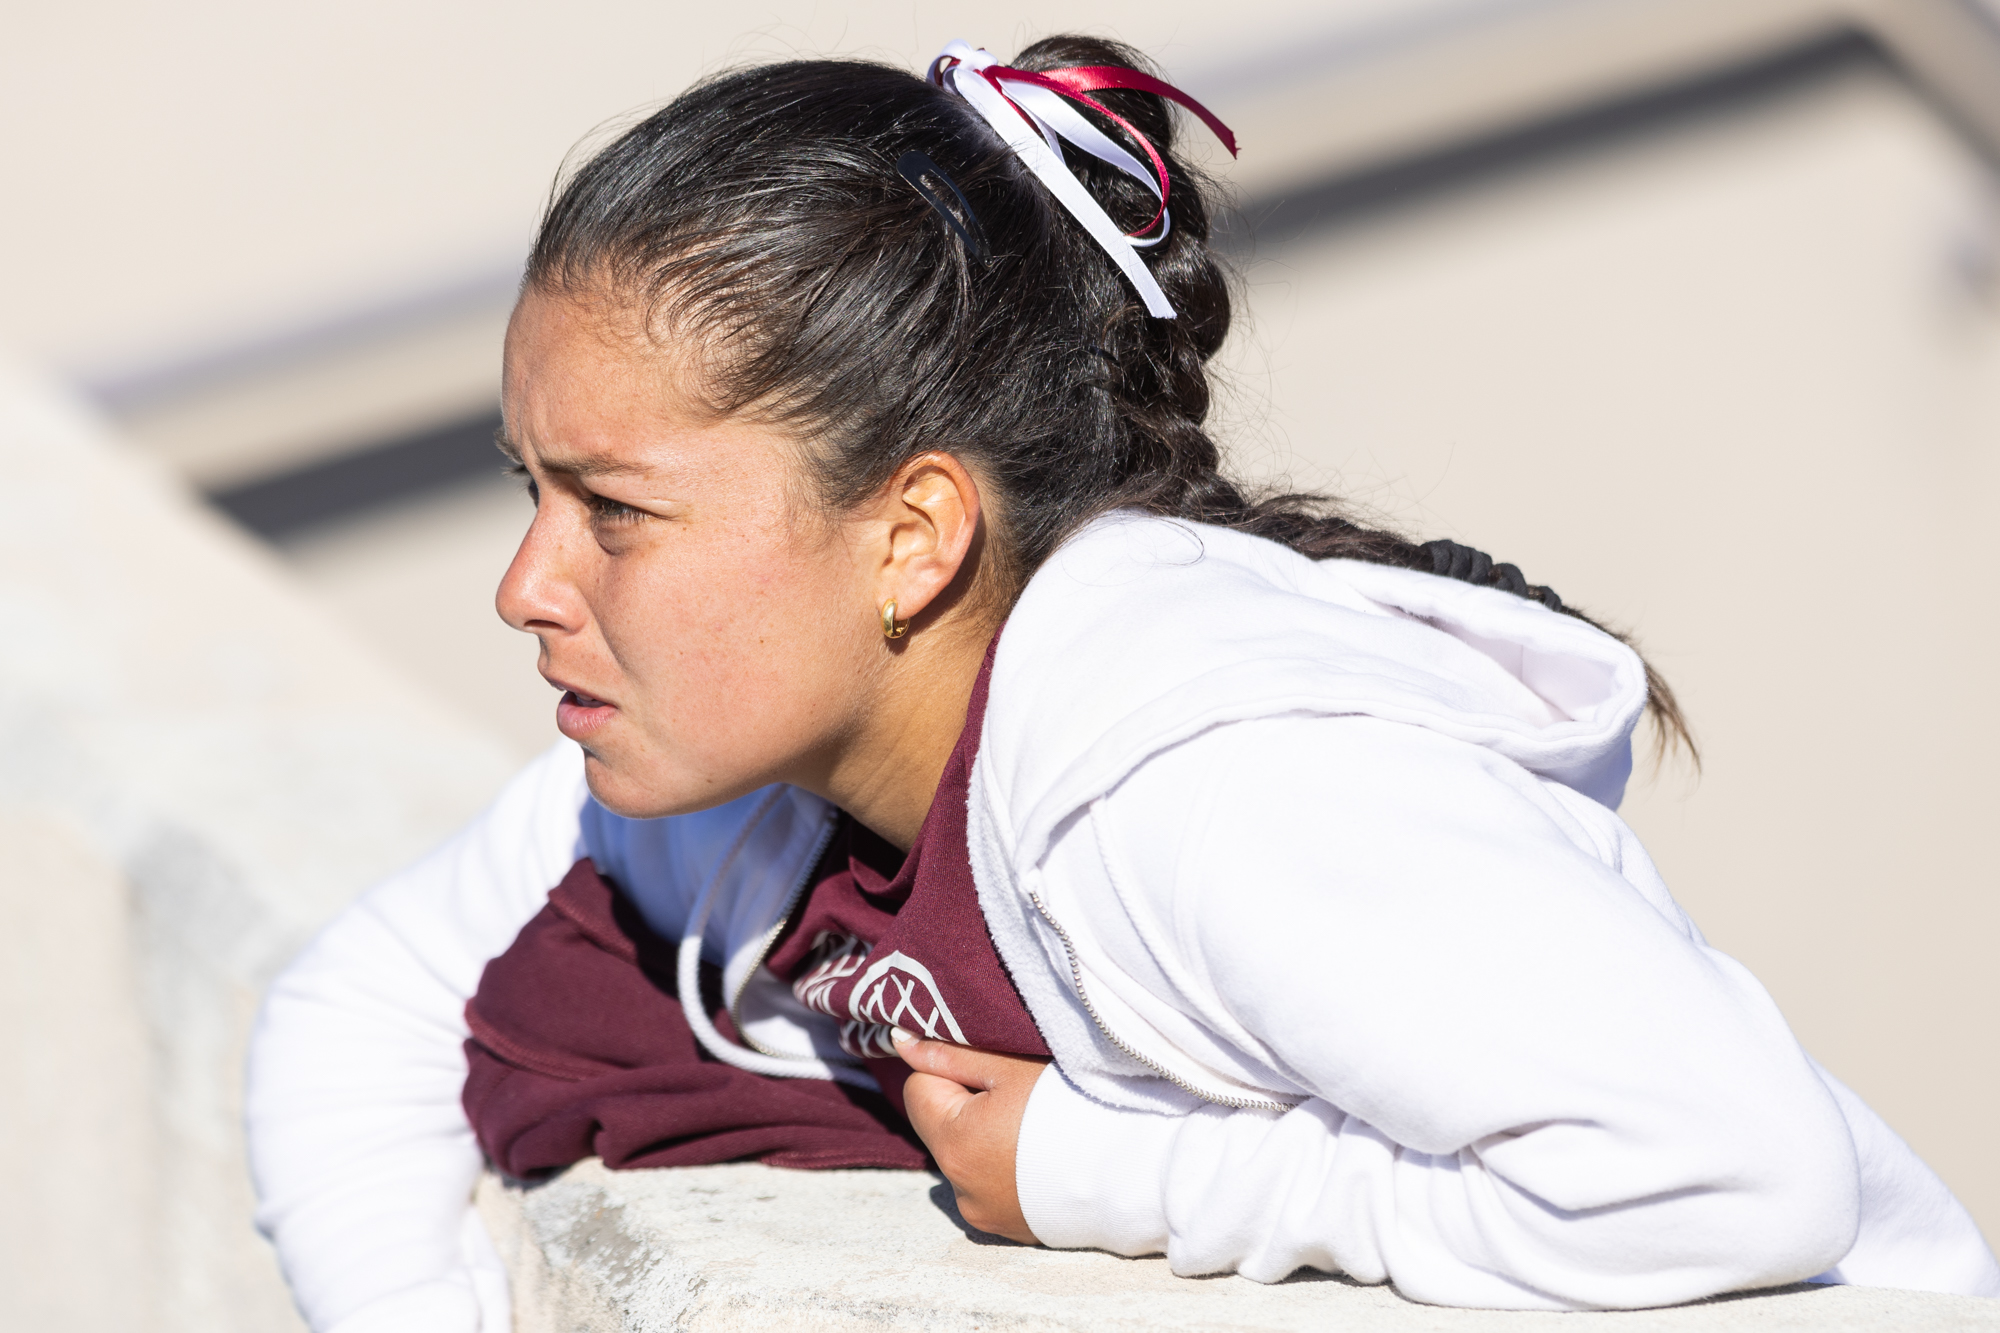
[{"xmin": 496, "ymin": 287, "xmax": 884, "ymax": 820}]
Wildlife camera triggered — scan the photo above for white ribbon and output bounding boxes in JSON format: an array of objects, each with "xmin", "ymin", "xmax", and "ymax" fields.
[{"xmin": 931, "ymin": 40, "xmax": 1178, "ymax": 318}]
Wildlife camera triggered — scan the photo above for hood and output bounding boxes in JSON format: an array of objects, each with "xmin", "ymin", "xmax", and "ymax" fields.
[{"xmin": 980, "ymin": 513, "xmax": 1647, "ymax": 874}]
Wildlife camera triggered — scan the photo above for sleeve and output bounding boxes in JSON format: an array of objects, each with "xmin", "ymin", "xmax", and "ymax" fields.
[
  {"xmin": 246, "ymin": 742, "xmax": 591, "ymax": 1333},
  {"xmin": 1013, "ymin": 715, "xmax": 1863, "ymax": 1311},
  {"xmin": 1808, "ymin": 1059, "xmax": 2000, "ymax": 1296}
]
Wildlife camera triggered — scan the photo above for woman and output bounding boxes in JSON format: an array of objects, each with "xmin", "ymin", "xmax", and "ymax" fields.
[{"xmin": 246, "ymin": 34, "xmax": 2000, "ymax": 1333}]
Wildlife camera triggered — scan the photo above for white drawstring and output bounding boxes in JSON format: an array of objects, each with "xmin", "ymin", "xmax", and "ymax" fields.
[{"xmin": 677, "ymin": 789, "xmax": 879, "ymax": 1090}]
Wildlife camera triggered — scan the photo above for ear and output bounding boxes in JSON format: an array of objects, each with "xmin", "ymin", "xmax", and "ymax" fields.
[{"xmin": 870, "ymin": 451, "xmax": 984, "ymax": 627}]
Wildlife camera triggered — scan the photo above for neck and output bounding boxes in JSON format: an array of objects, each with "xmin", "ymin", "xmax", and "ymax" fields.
[{"xmin": 815, "ymin": 617, "xmax": 994, "ymax": 851}]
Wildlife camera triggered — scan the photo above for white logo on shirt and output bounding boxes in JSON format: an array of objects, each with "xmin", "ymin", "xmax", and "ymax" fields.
[
  {"xmin": 848, "ymin": 950, "xmax": 967, "ymax": 1045},
  {"xmin": 792, "ymin": 932, "xmax": 966, "ymax": 1057}
]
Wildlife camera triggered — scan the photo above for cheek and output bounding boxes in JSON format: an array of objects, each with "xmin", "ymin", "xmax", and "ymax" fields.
[
  {"xmin": 599, "ymin": 532, "xmax": 865, "ymax": 738},
  {"xmin": 587, "ymin": 552, "xmax": 740, "ymax": 706}
]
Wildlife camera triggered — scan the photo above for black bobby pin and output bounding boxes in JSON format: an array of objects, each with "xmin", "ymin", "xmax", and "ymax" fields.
[
  {"xmin": 1420, "ymin": 539, "xmax": 1564, "ymax": 612},
  {"xmin": 897, "ymin": 151, "xmax": 990, "ymax": 262}
]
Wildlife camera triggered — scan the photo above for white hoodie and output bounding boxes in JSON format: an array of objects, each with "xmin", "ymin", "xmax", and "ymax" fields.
[{"xmin": 246, "ymin": 514, "xmax": 2000, "ymax": 1331}]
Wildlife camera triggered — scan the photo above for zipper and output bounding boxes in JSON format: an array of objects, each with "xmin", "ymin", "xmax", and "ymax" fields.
[
  {"xmin": 1027, "ymin": 889, "xmax": 1295, "ymax": 1113},
  {"xmin": 726, "ymin": 806, "xmax": 864, "ymax": 1064}
]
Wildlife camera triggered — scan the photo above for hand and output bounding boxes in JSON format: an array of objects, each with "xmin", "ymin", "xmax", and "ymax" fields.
[{"xmin": 892, "ymin": 1027, "xmax": 1051, "ymax": 1244}]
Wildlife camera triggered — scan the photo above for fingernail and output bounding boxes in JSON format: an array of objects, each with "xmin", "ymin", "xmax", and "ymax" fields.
[{"xmin": 890, "ymin": 1027, "xmax": 915, "ymax": 1047}]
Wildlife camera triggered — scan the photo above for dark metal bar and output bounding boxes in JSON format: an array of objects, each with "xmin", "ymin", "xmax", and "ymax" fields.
[{"xmin": 207, "ymin": 408, "xmax": 507, "ymax": 540}]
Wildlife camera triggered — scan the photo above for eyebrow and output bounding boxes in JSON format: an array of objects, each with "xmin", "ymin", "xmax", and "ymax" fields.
[{"xmin": 494, "ymin": 428, "xmax": 650, "ymax": 479}]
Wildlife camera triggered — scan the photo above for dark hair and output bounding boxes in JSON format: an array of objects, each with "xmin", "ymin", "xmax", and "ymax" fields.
[{"xmin": 525, "ymin": 34, "xmax": 1693, "ymax": 763}]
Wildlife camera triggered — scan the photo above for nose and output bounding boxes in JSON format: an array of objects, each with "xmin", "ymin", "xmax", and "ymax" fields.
[{"xmin": 496, "ymin": 502, "xmax": 584, "ymax": 638}]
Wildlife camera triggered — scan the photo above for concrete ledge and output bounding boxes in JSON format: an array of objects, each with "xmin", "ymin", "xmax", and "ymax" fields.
[
  {"xmin": 478, "ymin": 1162, "xmax": 2000, "ymax": 1331},
  {"xmin": 0, "ymin": 356, "xmax": 519, "ymax": 1330}
]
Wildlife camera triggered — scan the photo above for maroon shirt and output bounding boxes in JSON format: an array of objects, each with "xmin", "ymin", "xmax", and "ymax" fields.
[{"xmin": 463, "ymin": 637, "xmax": 1045, "ymax": 1178}]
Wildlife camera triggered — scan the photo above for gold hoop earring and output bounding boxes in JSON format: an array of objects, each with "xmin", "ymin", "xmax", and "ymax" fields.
[{"xmin": 880, "ymin": 599, "xmax": 908, "ymax": 640}]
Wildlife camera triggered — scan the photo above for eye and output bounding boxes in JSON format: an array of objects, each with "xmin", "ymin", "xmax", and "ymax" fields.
[
  {"xmin": 508, "ymin": 464, "xmax": 539, "ymax": 506},
  {"xmin": 587, "ymin": 492, "xmax": 646, "ymax": 526}
]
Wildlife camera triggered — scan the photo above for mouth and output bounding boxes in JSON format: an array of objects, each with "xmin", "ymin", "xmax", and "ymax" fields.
[{"xmin": 548, "ymin": 676, "xmax": 617, "ymax": 740}]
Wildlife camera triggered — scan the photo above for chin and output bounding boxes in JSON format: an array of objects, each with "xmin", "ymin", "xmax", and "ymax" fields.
[{"xmin": 579, "ymin": 751, "xmax": 755, "ymax": 822}]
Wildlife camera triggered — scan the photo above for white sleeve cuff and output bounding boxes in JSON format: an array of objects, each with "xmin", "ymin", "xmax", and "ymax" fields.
[
  {"xmin": 1014, "ymin": 1064, "xmax": 1176, "ymax": 1255},
  {"xmin": 319, "ymin": 1205, "xmax": 508, "ymax": 1333},
  {"xmin": 322, "ymin": 1283, "xmax": 480, "ymax": 1333}
]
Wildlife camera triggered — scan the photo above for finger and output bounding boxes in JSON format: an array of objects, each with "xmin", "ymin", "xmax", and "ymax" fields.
[
  {"xmin": 890, "ymin": 1028, "xmax": 995, "ymax": 1089},
  {"xmin": 890, "ymin": 1028, "xmax": 1037, "ymax": 1090},
  {"xmin": 900, "ymin": 1068, "xmax": 975, "ymax": 1142}
]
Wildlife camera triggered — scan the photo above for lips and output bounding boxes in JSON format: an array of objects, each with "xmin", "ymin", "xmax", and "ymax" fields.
[{"xmin": 549, "ymin": 678, "xmax": 617, "ymax": 741}]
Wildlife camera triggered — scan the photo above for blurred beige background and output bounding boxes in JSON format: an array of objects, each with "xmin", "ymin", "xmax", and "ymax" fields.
[{"xmin": 4, "ymin": 0, "xmax": 1998, "ymax": 1324}]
